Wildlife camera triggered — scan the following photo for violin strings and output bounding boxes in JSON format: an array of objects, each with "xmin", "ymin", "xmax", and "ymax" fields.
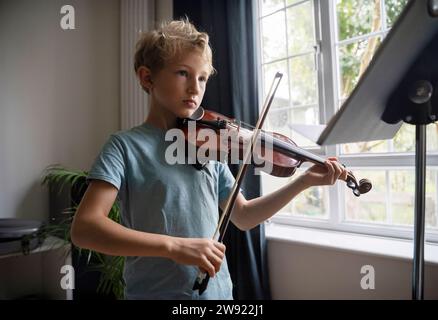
[{"xmin": 226, "ymin": 120, "xmax": 327, "ymax": 166}]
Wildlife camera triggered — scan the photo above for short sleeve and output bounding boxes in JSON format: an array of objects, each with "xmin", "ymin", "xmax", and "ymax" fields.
[
  {"xmin": 87, "ymin": 135, "xmax": 126, "ymax": 190},
  {"xmin": 217, "ymin": 162, "xmax": 236, "ymax": 203}
]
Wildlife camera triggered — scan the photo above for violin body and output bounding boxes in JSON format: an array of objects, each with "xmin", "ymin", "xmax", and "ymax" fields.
[{"xmin": 179, "ymin": 109, "xmax": 302, "ymax": 177}]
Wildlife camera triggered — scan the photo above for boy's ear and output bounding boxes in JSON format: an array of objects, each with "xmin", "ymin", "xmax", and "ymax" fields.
[{"xmin": 137, "ymin": 66, "xmax": 153, "ymax": 93}]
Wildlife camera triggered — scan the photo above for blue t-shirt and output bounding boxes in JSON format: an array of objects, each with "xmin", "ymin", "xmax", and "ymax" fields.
[{"xmin": 87, "ymin": 122, "xmax": 236, "ymax": 299}]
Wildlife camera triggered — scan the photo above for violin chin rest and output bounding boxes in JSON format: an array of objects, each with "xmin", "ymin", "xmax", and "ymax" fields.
[{"xmin": 188, "ymin": 106, "xmax": 205, "ymax": 120}]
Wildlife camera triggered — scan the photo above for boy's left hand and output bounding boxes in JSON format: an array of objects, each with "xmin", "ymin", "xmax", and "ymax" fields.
[{"xmin": 300, "ymin": 157, "xmax": 348, "ymax": 188}]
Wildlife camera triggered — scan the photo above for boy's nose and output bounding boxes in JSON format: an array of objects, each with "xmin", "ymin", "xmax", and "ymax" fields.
[{"xmin": 187, "ymin": 80, "xmax": 200, "ymax": 94}]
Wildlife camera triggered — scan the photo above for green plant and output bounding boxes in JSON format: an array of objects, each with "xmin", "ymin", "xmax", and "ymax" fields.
[{"xmin": 41, "ymin": 165, "xmax": 125, "ymax": 299}]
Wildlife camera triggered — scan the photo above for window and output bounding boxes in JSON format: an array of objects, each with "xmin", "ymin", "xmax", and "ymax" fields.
[
  {"xmin": 260, "ymin": 0, "xmax": 320, "ymax": 148},
  {"xmin": 257, "ymin": 0, "xmax": 438, "ymax": 241}
]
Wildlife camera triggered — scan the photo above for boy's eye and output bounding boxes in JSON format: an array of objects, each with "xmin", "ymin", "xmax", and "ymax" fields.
[
  {"xmin": 177, "ymin": 70, "xmax": 188, "ymax": 77},
  {"xmin": 199, "ymin": 76, "xmax": 208, "ymax": 82}
]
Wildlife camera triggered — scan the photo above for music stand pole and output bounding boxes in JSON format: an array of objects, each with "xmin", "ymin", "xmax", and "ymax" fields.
[{"xmin": 413, "ymin": 124, "xmax": 426, "ymax": 300}]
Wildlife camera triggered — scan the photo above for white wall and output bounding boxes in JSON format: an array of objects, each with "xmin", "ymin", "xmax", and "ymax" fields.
[
  {"xmin": 155, "ymin": 0, "xmax": 173, "ymax": 24},
  {"xmin": 0, "ymin": 0, "xmax": 120, "ymax": 220},
  {"xmin": 268, "ymin": 239, "xmax": 438, "ymax": 299}
]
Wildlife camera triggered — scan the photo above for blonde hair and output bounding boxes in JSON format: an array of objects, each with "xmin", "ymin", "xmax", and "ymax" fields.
[{"xmin": 134, "ymin": 19, "xmax": 215, "ymax": 76}]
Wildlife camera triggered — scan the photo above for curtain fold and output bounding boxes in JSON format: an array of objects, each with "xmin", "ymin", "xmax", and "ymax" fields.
[{"xmin": 174, "ymin": 0, "xmax": 271, "ymax": 300}]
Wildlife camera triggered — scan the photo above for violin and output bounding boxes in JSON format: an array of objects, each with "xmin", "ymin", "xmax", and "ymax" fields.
[{"xmin": 178, "ymin": 107, "xmax": 372, "ymax": 197}]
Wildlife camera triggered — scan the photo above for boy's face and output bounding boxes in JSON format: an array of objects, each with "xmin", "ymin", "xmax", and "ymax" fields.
[{"xmin": 150, "ymin": 50, "xmax": 210, "ymax": 120}]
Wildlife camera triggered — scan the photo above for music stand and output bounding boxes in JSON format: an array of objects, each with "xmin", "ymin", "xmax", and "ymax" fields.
[{"xmin": 317, "ymin": 0, "xmax": 438, "ymax": 300}]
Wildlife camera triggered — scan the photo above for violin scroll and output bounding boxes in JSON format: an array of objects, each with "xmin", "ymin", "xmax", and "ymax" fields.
[{"xmin": 346, "ymin": 173, "xmax": 372, "ymax": 197}]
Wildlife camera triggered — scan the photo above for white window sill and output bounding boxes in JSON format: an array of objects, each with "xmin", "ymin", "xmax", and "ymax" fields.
[{"xmin": 265, "ymin": 223, "xmax": 438, "ymax": 265}]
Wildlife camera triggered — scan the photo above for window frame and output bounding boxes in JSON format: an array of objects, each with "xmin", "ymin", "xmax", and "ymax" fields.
[{"xmin": 256, "ymin": 0, "xmax": 438, "ymax": 243}]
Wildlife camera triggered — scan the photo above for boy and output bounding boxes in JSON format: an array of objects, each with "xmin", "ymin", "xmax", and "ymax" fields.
[{"xmin": 71, "ymin": 19, "xmax": 347, "ymax": 300}]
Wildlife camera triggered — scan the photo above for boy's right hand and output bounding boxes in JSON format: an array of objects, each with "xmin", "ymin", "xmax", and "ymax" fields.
[{"xmin": 169, "ymin": 238, "xmax": 226, "ymax": 278}]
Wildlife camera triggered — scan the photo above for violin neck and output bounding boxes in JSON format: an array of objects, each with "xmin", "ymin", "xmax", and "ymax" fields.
[{"xmin": 261, "ymin": 132, "xmax": 326, "ymax": 166}]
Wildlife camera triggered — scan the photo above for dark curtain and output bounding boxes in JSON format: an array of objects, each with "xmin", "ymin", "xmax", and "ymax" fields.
[{"xmin": 174, "ymin": 0, "xmax": 271, "ymax": 300}]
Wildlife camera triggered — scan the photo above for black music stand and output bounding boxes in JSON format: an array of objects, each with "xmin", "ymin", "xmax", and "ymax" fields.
[{"xmin": 317, "ymin": 0, "xmax": 438, "ymax": 300}]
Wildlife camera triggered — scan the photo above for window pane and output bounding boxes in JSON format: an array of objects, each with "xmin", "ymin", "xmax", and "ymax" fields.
[
  {"xmin": 385, "ymin": 0, "xmax": 408, "ymax": 28},
  {"xmin": 265, "ymin": 107, "xmax": 317, "ymax": 147},
  {"xmin": 393, "ymin": 124, "xmax": 438, "ymax": 153},
  {"xmin": 341, "ymin": 139, "xmax": 388, "ymax": 154},
  {"xmin": 286, "ymin": 0, "xmax": 302, "ymax": 6},
  {"xmin": 427, "ymin": 170, "xmax": 438, "ymax": 228},
  {"xmin": 286, "ymin": 1, "xmax": 315, "ymax": 55},
  {"xmin": 260, "ymin": 0, "xmax": 284, "ymax": 17},
  {"xmin": 337, "ymin": 0, "xmax": 381, "ymax": 41},
  {"xmin": 291, "ymin": 185, "xmax": 328, "ymax": 218},
  {"xmin": 391, "ymin": 170, "xmax": 414, "ymax": 226},
  {"xmin": 262, "ymin": 170, "xmax": 328, "ymax": 219},
  {"xmin": 393, "ymin": 123, "xmax": 414, "ymax": 152},
  {"xmin": 266, "ymin": 109, "xmax": 292, "ymax": 139},
  {"xmin": 345, "ymin": 170, "xmax": 387, "ymax": 223},
  {"xmin": 261, "ymin": 172, "xmax": 289, "ymax": 194},
  {"xmin": 338, "ymin": 36, "xmax": 382, "ymax": 99},
  {"xmin": 342, "ymin": 123, "xmax": 438, "ymax": 154},
  {"xmin": 290, "ymin": 54, "xmax": 318, "ymax": 106},
  {"xmin": 290, "ymin": 107, "xmax": 318, "ymax": 147},
  {"xmin": 263, "ymin": 60, "xmax": 289, "ymax": 108},
  {"xmin": 261, "ymin": 11, "xmax": 287, "ymax": 63},
  {"xmin": 391, "ymin": 170, "xmax": 437, "ymax": 227},
  {"xmin": 345, "ymin": 169, "xmax": 438, "ymax": 228},
  {"xmin": 427, "ymin": 123, "xmax": 438, "ymax": 152},
  {"xmin": 291, "ymin": 106, "xmax": 317, "ymax": 124}
]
